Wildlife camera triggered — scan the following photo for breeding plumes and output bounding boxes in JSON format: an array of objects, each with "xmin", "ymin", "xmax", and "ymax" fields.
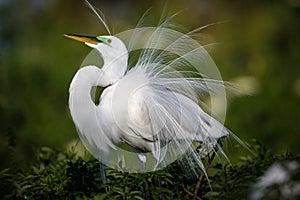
[{"xmin": 66, "ymin": 1, "xmax": 245, "ymax": 175}]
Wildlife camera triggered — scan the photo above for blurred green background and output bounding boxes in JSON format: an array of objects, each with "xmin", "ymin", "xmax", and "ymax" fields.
[{"xmin": 0, "ymin": 0, "xmax": 299, "ymax": 169}]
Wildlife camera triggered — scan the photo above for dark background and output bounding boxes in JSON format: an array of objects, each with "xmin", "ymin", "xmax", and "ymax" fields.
[{"xmin": 1, "ymin": 0, "xmax": 299, "ymax": 169}]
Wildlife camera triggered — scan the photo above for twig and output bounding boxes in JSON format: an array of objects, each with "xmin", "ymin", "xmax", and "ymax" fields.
[
  {"xmin": 193, "ymin": 151, "xmax": 217, "ymax": 200},
  {"xmin": 182, "ymin": 182, "xmax": 201, "ymax": 200}
]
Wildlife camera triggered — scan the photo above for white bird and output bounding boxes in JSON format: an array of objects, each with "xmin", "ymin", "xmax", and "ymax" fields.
[{"xmin": 65, "ymin": 11, "xmax": 239, "ymax": 174}]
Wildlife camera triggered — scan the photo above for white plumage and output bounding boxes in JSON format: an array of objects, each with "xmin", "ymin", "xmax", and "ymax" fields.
[{"xmin": 66, "ymin": 12, "xmax": 234, "ymax": 173}]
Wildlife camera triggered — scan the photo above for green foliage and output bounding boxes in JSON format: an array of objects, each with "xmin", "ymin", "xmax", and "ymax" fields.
[
  {"xmin": 0, "ymin": 1, "xmax": 300, "ymax": 199},
  {"xmin": 1, "ymin": 141, "xmax": 299, "ymax": 199},
  {"xmin": 1, "ymin": 147, "xmax": 75, "ymax": 199},
  {"xmin": 1, "ymin": 0, "xmax": 300, "ymax": 171}
]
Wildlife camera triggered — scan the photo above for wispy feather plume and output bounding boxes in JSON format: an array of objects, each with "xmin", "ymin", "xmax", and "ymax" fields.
[{"xmin": 84, "ymin": 0, "xmax": 111, "ymax": 35}]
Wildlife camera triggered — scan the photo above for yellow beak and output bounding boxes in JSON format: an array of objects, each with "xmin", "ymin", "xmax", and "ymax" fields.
[{"xmin": 64, "ymin": 34, "xmax": 100, "ymax": 45}]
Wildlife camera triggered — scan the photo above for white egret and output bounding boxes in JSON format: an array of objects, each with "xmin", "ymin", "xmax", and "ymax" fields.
[{"xmin": 65, "ymin": 8, "xmax": 243, "ymax": 175}]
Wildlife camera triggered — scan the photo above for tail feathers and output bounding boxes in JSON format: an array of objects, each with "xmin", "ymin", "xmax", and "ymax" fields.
[{"xmin": 195, "ymin": 108, "xmax": 230, "ymax": 142}]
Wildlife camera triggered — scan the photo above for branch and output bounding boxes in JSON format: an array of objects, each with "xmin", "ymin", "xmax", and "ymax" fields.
[
  {"xmin": 193, "ymin": 151, "xmax": 217, "ymax": 200},
  {"xmin": 182, "ymin": 182, "xmax": 201, "ymax": 200}
]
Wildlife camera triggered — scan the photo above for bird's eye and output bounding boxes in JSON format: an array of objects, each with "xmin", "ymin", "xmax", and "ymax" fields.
[{"xmin": 96, "ymin": 36, "xmax": 111, "ymax": 46}]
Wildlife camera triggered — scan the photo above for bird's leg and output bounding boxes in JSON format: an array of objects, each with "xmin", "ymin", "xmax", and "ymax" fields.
[
  {"xmin": 154, "ymin": 175, "xmax": 162, "ymax": 198},
  {"xmin": 152, "ymin": 143, "xmax": 164, "ymax": 196},
  {"xmin": 137, "ymin": 153, "xmax": 147, "ymax": 172},
  {"xmin": 137, "ymin": 153, "xmax": 151, "ymax": 200},
  {"xmin": 99, "ymin": 162, "xmax": 109, "ymax": 192},
  {"xmin": 144, "ymin": 181, "xmax": 151, "ymax": 200}
]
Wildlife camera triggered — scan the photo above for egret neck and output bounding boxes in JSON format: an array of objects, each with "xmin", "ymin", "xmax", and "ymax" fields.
[
  {"xmin": 69, "ymin": 65, "xmax": 115, "ymax": 154},
  {"xmin": 87, "ymin": 40, "xmax": 129, "ymax": 87}
]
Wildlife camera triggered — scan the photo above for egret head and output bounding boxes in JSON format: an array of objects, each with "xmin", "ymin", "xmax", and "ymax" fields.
[{"xmin": 64, "ymin": 34, "xmax": 128, "ymax": 62}]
